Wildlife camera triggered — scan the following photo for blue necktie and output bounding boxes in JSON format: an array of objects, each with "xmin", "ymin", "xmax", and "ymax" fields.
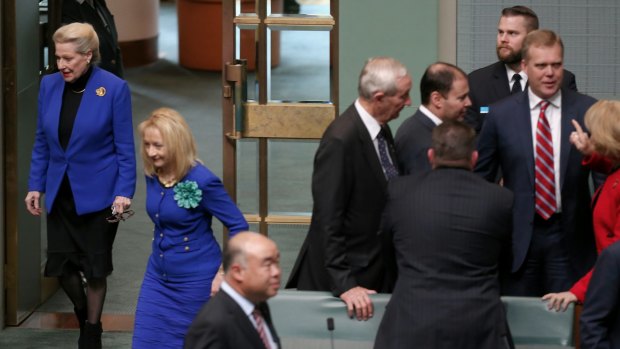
[{"xmin": 377, "ymin": 128, "xmax": 399, "ymax": 180}]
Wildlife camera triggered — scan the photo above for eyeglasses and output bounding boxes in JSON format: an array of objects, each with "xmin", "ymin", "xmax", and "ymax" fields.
[{"xmin": 106, "ymin": 208, "xmax": 135, "ymax": 223}]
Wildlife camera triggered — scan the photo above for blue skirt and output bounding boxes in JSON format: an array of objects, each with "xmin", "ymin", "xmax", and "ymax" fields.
[{"xmin": 132, "ymin": 272, "xmax": 214, "ymax": 348}]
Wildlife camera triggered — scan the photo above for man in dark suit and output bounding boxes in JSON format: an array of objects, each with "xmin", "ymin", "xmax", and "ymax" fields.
[
  {"xmin": 466, "ymin": 6, "xmax": 577, "ymax": 134},
  {"xmin": 185, "ymin": 232, "xmax": 281, "ymax": 349},
  {"xmin": 580, "ymin": 240, "xmax": 620, "ymax": 349},
  {"xmin": 62, "ymin": 0, "xmax": 124, "ymax": 77},
  {"xmin": 286, "ymin": 57, "xmax": 412, "ymax": 320},
  {"xmin": 395, "ymin": 62, "xmax": 471, "ymax": 176},
  {"xmin": 375, "ymin": 121, "xmax": 513, "ymax": 349},
  {"xmin": 475, "ymin": 29, "xmax": 599, "ymax": 296}
]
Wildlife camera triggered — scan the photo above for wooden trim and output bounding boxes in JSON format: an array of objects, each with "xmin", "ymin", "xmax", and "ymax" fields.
[
  {"xmin": 264, "ymin": 14, "xmax": 334, "ymax": 29},
  {"xmin": 118, "ymin": 35, "xmax": 158, "ymax": 68},
  {"xmin": 222, "ymin": 0, "xmax": 237, "ymax": 242},
  {"xmin": 3, "ymin": 0, "xmax": 18, "ymax": 326},
  {"xmin": 242, "ymin": 102, "xmax": 335, "ymax": 139},
  {"xmin": 265, "ymin": 214, "xmax": 311, "ymax": 224}
]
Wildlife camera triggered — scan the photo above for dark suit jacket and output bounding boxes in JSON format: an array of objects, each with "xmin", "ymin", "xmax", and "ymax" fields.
[
  {"xmin": 374, "ymin": 168, "xmax": 513, "ymax": 349},
  {"xmin": 475, "ymin": 88, "xmax": 598, "ymax": 278},
  {"xmin": 466, "ymin": 61, "xmax": 577, "ymax": 133},
  {"xmin": 394, "ymin": 108, "xmax": 435, "ymax": 176},
  {"xmin": 286, "ymin": 103, "xmax": 396, "ymax": 295},
  {"xmin": 580, "ymin": 240, "xmax": 620, "ymax": 349},
  {"xmin": 62, "ymin": 0, "xmax": 124, "ymax": 77},
  {"xmin": 184, "ymin": 291, "xmax": 280, "ymax": 349}
]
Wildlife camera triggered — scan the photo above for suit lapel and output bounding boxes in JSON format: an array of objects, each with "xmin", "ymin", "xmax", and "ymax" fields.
[
  {"xmin": 48, "ymin": 75, "xmax": 65, "ymax": 150},
  {"xmin": 559, "ymin": 89, "xmax": 575, "ymax": 190},
  {"xmin": 65, "ymin": 68, "xmax": 101, "ymax": 153},
  {"xmin": 352, "ymin": 111, "xmax": 388, "ymax": 185},
  {"xmin": 516, "ymin": 93, "xmax": 536, "ymax": 187},
  {"xmin": 492, "ymin": 62, "xmax": 511, "ymax": 101},
  {"xmin": 221, "ymin": 292, "xmax": 268, "ymax": 348},
  {"xmin": 259, "ymin": 302, "xmax": 280, "ymax": 347}
]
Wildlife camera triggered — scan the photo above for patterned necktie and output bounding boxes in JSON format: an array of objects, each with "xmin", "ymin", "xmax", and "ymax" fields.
[
  {"xmin": 252, "ymin": 308, "xmax": 271, "ymax": 349},
  {"xmin": 535, "ymin": 101, "xmax": 556, "ymax": 219},
  {"xmin": 511, "ymin": 74, "xmax": 522, "ymax": 94},
  {"xmin": 377, "ymin": 127, "xmax": 399, "ymax": 180}
]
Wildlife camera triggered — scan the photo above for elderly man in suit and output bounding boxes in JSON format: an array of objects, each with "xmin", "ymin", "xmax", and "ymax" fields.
[
  {"xmin": 286, "ymin": 57, "xmax": 412, "ymax": 320},
  {"xmin": 475, "ymin": 29, "xmax": 600, "ymax": 296},
  {"xmin": 184, "ymin": 232, "xmax": 281, "ymax": 349},
  {"xmin": 466, "ymin": 6, "xmax": 577, "ymax": 134},
  {"xmin": 375, "ymin": 121, "xmax": 513, "ymax": 349},
  {"xmin": 395, "ymin": 62, "xmax": 471, "ymax": 176}
]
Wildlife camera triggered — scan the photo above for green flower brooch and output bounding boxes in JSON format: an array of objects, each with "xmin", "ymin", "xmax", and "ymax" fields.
[{"xmin": 173, "ymin": 180, "xmax": 202, "ymax": 209}]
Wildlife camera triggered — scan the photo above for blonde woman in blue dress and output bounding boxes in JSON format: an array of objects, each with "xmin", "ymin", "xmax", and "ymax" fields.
[{"xmin": 132, "ymin": 107, "xmax": 248, "ymax": 348}]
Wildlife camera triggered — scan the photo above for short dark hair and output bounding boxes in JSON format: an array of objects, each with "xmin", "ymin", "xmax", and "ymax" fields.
[
  {"xmin": 420, "ymin": 62, "xmax": 467, "ymax": 105},
  {"xmin": 501, "ymin": 6, "xmax": 539, "ymax": 31},
  {"xmin": 431, "ymin": 121, "xmax": 476, "ymax": 163}
]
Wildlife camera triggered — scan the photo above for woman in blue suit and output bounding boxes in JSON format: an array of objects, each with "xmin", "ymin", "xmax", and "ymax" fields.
[
  {"xmin": 25, "ymin": 23, "xmax": 136, "ymax": 348},
  {"xmin": 132, "ymin": 107, "xmax": 248, "ymax": 348}
]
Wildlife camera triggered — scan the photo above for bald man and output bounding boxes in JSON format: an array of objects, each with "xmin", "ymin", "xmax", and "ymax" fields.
[{"xmin": 185, "ymin": 232, "xmax": 281, "ymax": 349}]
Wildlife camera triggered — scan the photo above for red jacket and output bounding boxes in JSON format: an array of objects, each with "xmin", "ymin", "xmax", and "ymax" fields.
[{"xmin": 570, "ymin": 153, "xmax": 620, "ymax": 302}]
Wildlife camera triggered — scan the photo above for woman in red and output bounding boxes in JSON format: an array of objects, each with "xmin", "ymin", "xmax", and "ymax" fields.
[{"xmin": 543, "ymin": 100, "xmax": 620, "ymax": 311}]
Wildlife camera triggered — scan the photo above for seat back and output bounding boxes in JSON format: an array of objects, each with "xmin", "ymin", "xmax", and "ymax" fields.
[{"xmin": 503, "ymin": 296, "xmax": 574, "ymax": 347}]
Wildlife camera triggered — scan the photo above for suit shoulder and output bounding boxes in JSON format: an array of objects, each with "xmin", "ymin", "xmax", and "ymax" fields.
[
  {"xmin": 322, "ymin": 107, "xmax": 361, "ymax": 141},
  {"xmin": 468, "ymin": 62, "xmax": 500, "ymax": 82},
  {"xmin": 184, "ymin": 163, "xmax": 220, "ymax": 187},
  {"xmin": 92, "ymin": 67, "xmax": 126, "ymax": 86}
]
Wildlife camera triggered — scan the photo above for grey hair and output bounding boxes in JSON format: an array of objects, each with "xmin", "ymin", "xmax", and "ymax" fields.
[{"xmin": 358, "ymin": 57, "xmax": 409, "ymax": 99}]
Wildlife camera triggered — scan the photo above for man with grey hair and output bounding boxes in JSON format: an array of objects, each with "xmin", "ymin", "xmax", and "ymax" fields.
[
  {"xmin": 287, "ymin": 57, "xmax": 412, "ymax": 320},
  {"xmin": 185, "ymin": 232, "xmax": 281, "ymax": 349}
]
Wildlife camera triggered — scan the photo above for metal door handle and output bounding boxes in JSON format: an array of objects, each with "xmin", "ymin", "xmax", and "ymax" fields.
[{"xmin": 224, "ymin": 59, "xmax": 247, "ymax": 140}]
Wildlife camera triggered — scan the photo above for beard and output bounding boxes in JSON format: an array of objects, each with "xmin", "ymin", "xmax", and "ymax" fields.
[{"xmin": 496, "ymin": 46, "xmax": 522, "ymax": 65}]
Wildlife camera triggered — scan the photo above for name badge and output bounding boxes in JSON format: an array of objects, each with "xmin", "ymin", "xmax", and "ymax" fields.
[{"xmin": 480, "ymin": 106, "xmax": 489, "ymax": 114}]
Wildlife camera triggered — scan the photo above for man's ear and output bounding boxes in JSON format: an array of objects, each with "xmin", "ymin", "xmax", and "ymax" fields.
[
  {"xmin": 430, "ymin": 91, "xmax": 443, "ymax": 109},
  {"xmin": 470, "ymin": 150, "xmax": 479, "ymax": 169},
  {"xmin": 229, "ymin": 263, "xmax": 244, "ymax": 283},
  {"xmin": 373, "ymin": 91, "xmax": 385, "ymax": 103},
  {"xmin": 427, "ymin": 148, "xmax": 435, "ymax": 168}
]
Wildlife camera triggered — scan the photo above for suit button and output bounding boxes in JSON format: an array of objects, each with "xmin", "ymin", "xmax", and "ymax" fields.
[
  {"xmin": 185, "ymin": 246, "xmax": 189, "ymax": 251},
  {"xmin": 160, "ymin": 253, "xmax": 163, "ymax": 258},
  {"xmin": 161, "ymin": 192, "xmax": 164, "ymax": 196},
  {"xmin": 111, "ymin": 59, "xmax": 116, "ymax": 64},
  {"xmin": 155, "ymin": 213, "xmax": 159, "ymax": 218},
  {"xmin": 160, "ymin": 233, "xmax": 163, "ymax": 237},
  {"xmin": 184, "ymin": 237, "xmax": 189, "ymax": 242}
]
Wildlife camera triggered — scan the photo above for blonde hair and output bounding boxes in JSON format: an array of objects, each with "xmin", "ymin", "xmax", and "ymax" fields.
[
  {"xmin": 138, "ymin": 108, "xmax": 200, "ymax": 179},
  {"xmin": 53, "ymin": 22, "xmax": 101, "ymax": 64},
  {"xmin": 584, "ymin": 100, "xmax": 620, "ymax": 162},
  {"xmin": 521, "ymin": 29, "xmax": 564, "ymax": 61}
]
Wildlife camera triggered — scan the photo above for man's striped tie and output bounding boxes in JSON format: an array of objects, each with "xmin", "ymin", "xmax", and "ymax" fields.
[{"xmin": 535, "ymin": 101, "xmax": 556, "ymax": 219}]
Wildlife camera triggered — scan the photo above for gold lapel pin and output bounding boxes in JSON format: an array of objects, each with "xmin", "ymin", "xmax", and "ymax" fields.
[{"xmin": 96, "ymin": 87, "xmax": 106, "ymax": 97}]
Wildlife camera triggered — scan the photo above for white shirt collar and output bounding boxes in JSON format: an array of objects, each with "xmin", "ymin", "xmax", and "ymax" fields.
[
  {"xmin": 527, "ymin": 88, "xmax": 562, "ymax": 110},
  {"xmin": 355, "ymin": 98, "xmax": 382, "ymax": 140},
  {"xmin": 506, "ymin": 65, "xmax": 527, "ymax": 85},
  {"xmin": 419, "ymin": 105, "xmax": 442, "ymax": 126},
  {"xmin": 220, "ymin": 281, "xmax": 255, "ymax": 317}
]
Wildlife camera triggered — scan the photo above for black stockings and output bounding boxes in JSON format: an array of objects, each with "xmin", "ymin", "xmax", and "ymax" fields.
[{"xmin": 60, "ymin": 271, "xmax": 107, "ymax": 324}]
